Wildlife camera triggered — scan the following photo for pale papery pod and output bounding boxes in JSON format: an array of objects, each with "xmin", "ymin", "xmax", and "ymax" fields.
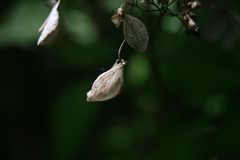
[
  {"xmin": 37, "ymin": 0, "xmax": 60, "ymax": 45},
  {"xmin": 123, "ymin": 14, "xmax": 149, "ymax": 52},
  {"xmin": 87, "ymin": 59, "xmax": 126, "ymax": 102}
]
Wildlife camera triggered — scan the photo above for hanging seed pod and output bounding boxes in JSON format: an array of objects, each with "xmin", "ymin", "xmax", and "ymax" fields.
[
  {"xmin": 37, "ymin": 0, "xmax": 60, "ymax": 45},
  {"xmin": 87, "ymin": 59, "xmax": 126, "ymax": 102},
  {"xmin": 111, "ymin": 7, "xmax": 149, "ymax": 52}
]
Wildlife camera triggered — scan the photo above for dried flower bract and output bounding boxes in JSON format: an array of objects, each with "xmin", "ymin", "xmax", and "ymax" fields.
[
  {"xmin": 37, "ymin": 0, "xmax": 60, "ymax": 45},
  {"xmin": 87, "ymin": 59, "xmax": 126, "ymax": 102}
]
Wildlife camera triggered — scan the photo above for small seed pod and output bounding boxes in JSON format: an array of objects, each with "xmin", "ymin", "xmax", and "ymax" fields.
[
  {"xmin": 37, "ymin": 0, "xmax": 60, "ymax": 45},
  {"xmin": 87, "ymin": 59, "xmax": 126, "ymax": 102}
]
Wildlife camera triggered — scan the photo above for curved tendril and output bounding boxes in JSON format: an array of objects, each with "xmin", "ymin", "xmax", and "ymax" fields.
[{"xmin": 118, "ymin": 39, "xmax": 126, "ymax": 60}]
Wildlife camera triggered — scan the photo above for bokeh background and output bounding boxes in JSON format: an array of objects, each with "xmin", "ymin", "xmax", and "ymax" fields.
[{"xmin": 1, "ymin": 0, "xmax": 240, "ymax": 160}]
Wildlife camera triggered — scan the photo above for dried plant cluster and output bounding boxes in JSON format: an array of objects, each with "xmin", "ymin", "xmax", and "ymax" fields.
[{"xmin": 37, "ymin": 0, "xmax": 202, "ymax": 101}]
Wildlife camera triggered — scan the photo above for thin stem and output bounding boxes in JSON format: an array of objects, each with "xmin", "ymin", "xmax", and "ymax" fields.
[{"xmin": 118, "ymin": 39, "xmax": 126, "ymax": 60}]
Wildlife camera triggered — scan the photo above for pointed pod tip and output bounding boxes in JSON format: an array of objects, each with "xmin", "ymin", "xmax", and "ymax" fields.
[
  {"xmin": 37, "ymin": 40, "xmax": 43, "ymax": 46},
  {"xmin": 86, "ymin": 91, "xmax": 93, "ymax": 102}
]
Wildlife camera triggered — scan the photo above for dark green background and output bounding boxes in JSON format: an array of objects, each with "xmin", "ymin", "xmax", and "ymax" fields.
[{"xmin": 1, "ymin": 0, "xmax": 240, "ymax": 160}]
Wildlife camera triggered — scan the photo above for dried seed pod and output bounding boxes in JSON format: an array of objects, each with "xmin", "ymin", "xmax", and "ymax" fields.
[
  {"xmin": 37, "ymin": 0, "xmax": 60, "ymax": 45},
  {"xmin": 87, "ymin": 59, "xmax": 126, "ymax": 102},
  {"xmin": 123, "ymin": 14, "xmax": 149, "ymax": 52}
]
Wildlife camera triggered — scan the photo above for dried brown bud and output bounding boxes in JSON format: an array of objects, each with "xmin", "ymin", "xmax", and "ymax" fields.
[{"xmin": 87, "ymin": 59, "xmax": 126, "ymax": 102}]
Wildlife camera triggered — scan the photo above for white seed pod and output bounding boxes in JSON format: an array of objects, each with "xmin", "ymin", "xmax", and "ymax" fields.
[
  {"xmin": 87, "ymin": 59, "xmax": 126, "ymax": 102},
  {"xmin": 37, "ymin": 0, "xmax": 60, "ymax": 45},
  {"xmin": 123, "ymin": 14, "xmax": 149, "ymax": 52}
]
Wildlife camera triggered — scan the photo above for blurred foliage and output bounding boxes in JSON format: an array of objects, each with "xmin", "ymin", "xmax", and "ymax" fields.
[{"xmin": 1, "ymin": 0, "xmax": 240, "ymax": 160}]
